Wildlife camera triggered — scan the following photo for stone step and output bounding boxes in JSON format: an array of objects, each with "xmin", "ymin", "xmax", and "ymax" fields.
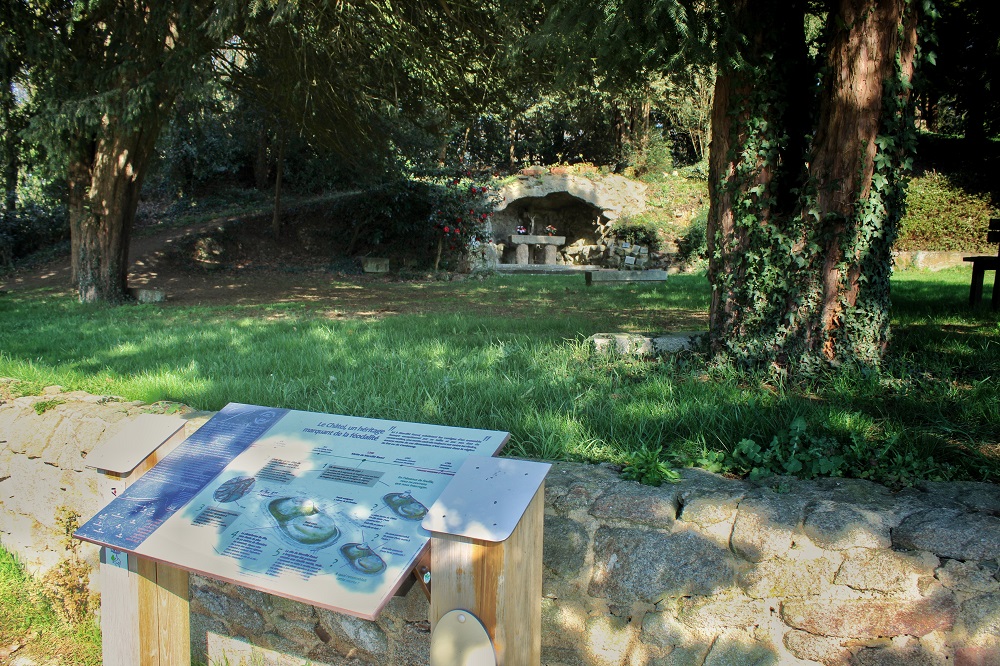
[{"xmin": 585, "ymin": 269, "xmax": 668, "ymax": 285}]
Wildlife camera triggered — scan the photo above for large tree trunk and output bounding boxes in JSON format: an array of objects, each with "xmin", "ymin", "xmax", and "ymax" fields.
[
  {"xmin": 805, "ymin": 0, "xmax": 919, "ymax": 361},
  {"xmin": 707, "ymin": 0, "xmax": 810, "ymax": 360},
  {"xmin": 1, "ymin": 66, "xmax": 19, "ymax": 214},
  {"xmin": 69, "ymin": 119, "xmax": 161, "ymax": 303},
  {"xmin": 707, "ymin": 0, "xmax": 918, "ymax": 371}
]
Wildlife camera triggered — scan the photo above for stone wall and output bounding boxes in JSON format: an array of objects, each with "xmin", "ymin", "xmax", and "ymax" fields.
[{"xmin": 2, "ymin": 388, "xmax": 999, "ymax": 665}]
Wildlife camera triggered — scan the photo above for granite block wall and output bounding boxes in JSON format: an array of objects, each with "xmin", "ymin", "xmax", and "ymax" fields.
[{"xmin": 2, "ymin": 388, "xmax": 998, "ymax": 666}]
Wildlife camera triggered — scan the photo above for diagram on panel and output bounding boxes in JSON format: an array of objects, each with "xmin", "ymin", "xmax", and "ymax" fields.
[
  {"xmin": 266, "ymin": 497, "xmax": 342, "ymax": 549},
  {"xmin": 382, "ymin": 491, "xmax": 428, "ymax": 520},
  {"xmin": 340, "ymin": 542, "xmax": 386, "ymax": 575}
]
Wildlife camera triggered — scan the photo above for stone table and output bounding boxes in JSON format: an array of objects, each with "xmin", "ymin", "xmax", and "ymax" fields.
[{"xmin": 508, "ymin": 234, "xmax": 567, "ymax": 265}]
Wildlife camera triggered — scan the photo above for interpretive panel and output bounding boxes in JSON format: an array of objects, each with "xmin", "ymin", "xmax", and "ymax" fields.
[{"xmin": 75, "ymin": 403, "xmax": 508, "ymax": 619}]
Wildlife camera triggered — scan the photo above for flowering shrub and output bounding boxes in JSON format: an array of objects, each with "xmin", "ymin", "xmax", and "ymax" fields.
[{"xmin": 428, "ymin": 172, "xmax": 501, "ymax": 269}]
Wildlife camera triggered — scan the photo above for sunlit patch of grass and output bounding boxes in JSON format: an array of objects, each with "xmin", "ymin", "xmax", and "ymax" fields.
[
  {"xmin": 0, "ymin": 544, "xmax": 101, "ymax": 666},
  {"xmin": 0, "ymin": 270, "xmax": 997, "ymax": 481}
]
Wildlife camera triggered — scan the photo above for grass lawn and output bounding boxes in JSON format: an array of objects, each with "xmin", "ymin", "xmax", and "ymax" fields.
[
  {"xmin": 0, "ymin": 545, "xmax": 101, "ymax": 665},
  {"xmin": 1, "ymin": 270, "xmax": 997, "ymax": 484}
]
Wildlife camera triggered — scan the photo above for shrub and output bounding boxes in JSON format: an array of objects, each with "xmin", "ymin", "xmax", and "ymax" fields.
[
  {"xmin": 0, "ymin": 203, "xmax": 69, "ymax": 265},
  {"xmin": 610, "ymin": 216, "xmax": 663, "ymax": 252},
  {"xmin": 427, "ymin": 175, "xmax": 501, "ymax": 270},
  {"xmin": 314, "ymin": 173, "xmax": 499, "ymax": 267},
  {"xmin": 727, "ymin": 417, "xmax": 958, "ymax": 489},
  {"xmin": 676, "ymin": 206, "xmax": 708, "ymax": 262},
  {"xmin": 623, "ymin": 132, "xmax": 673, "ymax": 179},
  {"xmin": 897, "ymin": 171, "xmax": 997, "ymax": 251}
]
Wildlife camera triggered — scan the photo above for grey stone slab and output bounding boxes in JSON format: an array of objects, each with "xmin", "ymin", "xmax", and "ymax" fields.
[
  {"xmin": 544, "ymin": 462, "xmax": 620, "ymax": 513},
  {"xmin": 936, "ymin": 559, "xmax": 1000, "ymax": 594},
  {"xmin": 703, "ymin": 630, "xmax": 780, "ymax": 666},
  {"xmin": 893, "ymin": 509, "xmax": 1000, "ymax": 561},
  {"xmin": 850, "ymin": 642, "xmax": 939, "ymax": 666},
  {"xmin": 738, "ymin": 553, "xmax": 842, "ymax": 599},
  {"xmin": 590, "ymin": 482, "xmax": 679, "ymax": 529},
  {"xmin": 543, "ymin": 514, "xmax": 590, "ymax": 579},
  {"xmin": 834, "ymin": 549, "xmax": 939, "ymax": 595},
  {"xmin": 589, "ymin": 527, "xmax": 738, "ymax": 604},
  {"xmin": 915, "ymin": 481, "xmax": 1000, "ymax": 516},
  {"xmin": 190, "ymin": 585, "xmax": 267, "ymax": 638},
  {"xmin": 585, "ymin": 269, "xmax": 668, "ymax": 284},
  {"xmin": 731, "ymin": 493, "xmax": 809, "ymax": 562},
  {"xmin": 781, "ymin": 593, "xmax": 958, "ymax": 639},
  {"xmin": 507, "ymin": 234, "xmax": 566, "ymax": 245},
  {"xmin": 783, "ymin": 629, "xmax": 851, "ymax": 664},
  {"xmin": 677, "ymin": 490, "xmax": 743, "ymax": 528},
  {"xmin": 678, "ymin": 597, "xmax": 771, "ymax": 631},
  {"xmin": 958, "ymin": 593, "xmax": 1000, "ymax": 647},
  {"xmin": 803, "ymin": 502, "xmax": 892, "ymax": 550}
]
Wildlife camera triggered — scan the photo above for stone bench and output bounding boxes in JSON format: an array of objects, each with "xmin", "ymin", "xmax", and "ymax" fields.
[{"xmin": 585, "ymin": 269, "xmax": 668, "ymax": 286}]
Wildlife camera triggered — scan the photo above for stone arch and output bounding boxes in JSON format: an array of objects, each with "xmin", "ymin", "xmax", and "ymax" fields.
[{"xmin": 491, "ymin": 173, "xmax": 647, "ymax": 247}]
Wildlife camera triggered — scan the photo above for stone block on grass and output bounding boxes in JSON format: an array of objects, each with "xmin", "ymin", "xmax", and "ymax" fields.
[{"xmin": 361, "ymin": 257, "xmax": 390, "ymax": 273}]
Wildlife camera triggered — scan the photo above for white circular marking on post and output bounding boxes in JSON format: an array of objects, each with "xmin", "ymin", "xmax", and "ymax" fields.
[{"xmin": 430, "ymin": 609, "xmax": 497, "ymax": 666}]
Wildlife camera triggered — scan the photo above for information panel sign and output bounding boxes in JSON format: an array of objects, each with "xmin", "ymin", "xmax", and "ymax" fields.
[{"xmin": 75, "ymin": 403, "xmax": 508, "ymax": 619}]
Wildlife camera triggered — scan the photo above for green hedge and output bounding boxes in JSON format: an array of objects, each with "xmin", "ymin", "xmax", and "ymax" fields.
[{"xmin": 897, "ymin": 171, "xmax": 997, "ymax": 252}]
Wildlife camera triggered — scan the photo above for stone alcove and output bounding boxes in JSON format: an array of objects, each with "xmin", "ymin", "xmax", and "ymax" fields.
[{"xmin": 490, "ymin": 173, "xmax": 647, "ymax": 265}]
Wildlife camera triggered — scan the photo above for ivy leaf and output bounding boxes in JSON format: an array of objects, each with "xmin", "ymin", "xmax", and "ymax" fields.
[{"xmin": 872, "ymin": 173, "xmax": 888, "ymax": 191}]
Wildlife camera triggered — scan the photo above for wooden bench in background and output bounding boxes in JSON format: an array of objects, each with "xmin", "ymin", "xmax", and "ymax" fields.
[{"xmin": 963, "ymin": 218, "xmax": 1000, "ymax": 311}]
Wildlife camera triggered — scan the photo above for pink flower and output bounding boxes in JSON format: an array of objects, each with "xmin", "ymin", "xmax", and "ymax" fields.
[{"xmin": 444, "ymin": 226, "xmax": 450, "ymax": 233}]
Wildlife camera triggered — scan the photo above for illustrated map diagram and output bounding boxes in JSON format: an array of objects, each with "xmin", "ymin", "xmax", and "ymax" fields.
[{"xmin": 75, "ymin": 403, "xmax": 509, "ymax": 619}]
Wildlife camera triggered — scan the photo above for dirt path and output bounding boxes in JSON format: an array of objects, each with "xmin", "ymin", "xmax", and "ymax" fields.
[
  {"xmin": 0, "ymin": 215, "xmax": 251, "ymax": 296},
  {"xmin": 0, "ymin": 193, "xmax": 364, "ymax": 304}
]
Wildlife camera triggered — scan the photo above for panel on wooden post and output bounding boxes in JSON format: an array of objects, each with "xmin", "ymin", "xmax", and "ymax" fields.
[
  {"xmin": 86, "ymin": 414, "xmax": 186, "ymax": 666},
  {"xmin": 423, "ymin": 456, "xmax": 550, "ymax": 666}
]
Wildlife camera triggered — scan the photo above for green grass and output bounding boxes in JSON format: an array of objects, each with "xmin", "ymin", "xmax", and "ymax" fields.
[
  {"xmin": 0, "ymin": 271, "xmax": 997, "ymax": 482},
  {"xmin": 0, "ymin": 543, "xmax": 101, "ymax": 665}
]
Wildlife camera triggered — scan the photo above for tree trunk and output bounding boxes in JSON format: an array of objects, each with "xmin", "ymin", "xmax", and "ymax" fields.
[
  {"xmin": 707, "ymin": 0, "xmax": 807, "ymax": 356},
  {"xmin": 254, "ymin": 122, "xmax": 271, "ymax": 190},
  {"xmin": 707, "ymin": 0, "xmax": 919, "ymax": 370},
  {"xmin": 508, "ymin": 118, "xmax": 518, "ymax": 168},
  {"xmin": 805, "ymin": 0, "xmax": 918, "ymax": 361},
  {"xmin": 1, "ymin": 68, "xmax": 19, "ymax": 213},
  {"xmin": 272, "ymin": 129, "xmax": 286, "ymax": 239},
  {"xmin": 69, "ymin": 119, "xmax": 161, "ymax": 303}
]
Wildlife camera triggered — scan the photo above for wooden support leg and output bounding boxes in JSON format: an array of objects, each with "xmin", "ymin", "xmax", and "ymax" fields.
[
  {"xmin": 138, "ymin": 558, "xmax": 190, "ymax": 666},
  {"xmin": 991, "ymin": 270, "xmax": 999, "ymax": 311},
  {"xmin": 430, "ymin": 484, "xmax": 544, "ymax": 666},
  {"xmin": 970, "ymin": 263, "xmax": 986, "ymax": 307},
  {"xmin": 100, "ymin": 548, "xmax": 140, "ymax": 666}
]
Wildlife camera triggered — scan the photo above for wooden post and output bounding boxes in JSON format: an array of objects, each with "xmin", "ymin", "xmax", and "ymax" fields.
[
  {"xmin": 86, "ymin": 414, "xmax": 187, "ymax": 666},
  {"xmin": 138, "ymin": 559, "xmax": 190, "ymax": 666},
  {"xmin": 423, "ymin": 456, "xmax": 550, "ymax": 666}
]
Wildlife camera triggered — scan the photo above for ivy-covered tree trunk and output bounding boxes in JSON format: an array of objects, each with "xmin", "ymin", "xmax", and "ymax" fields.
[
  {"xmin": 707, "ymin": 0, "xmax": 919, "ymax": 371},
  {"xmin": 68, "ymin": 119, "xmax": 162, "ymax": 303}
]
